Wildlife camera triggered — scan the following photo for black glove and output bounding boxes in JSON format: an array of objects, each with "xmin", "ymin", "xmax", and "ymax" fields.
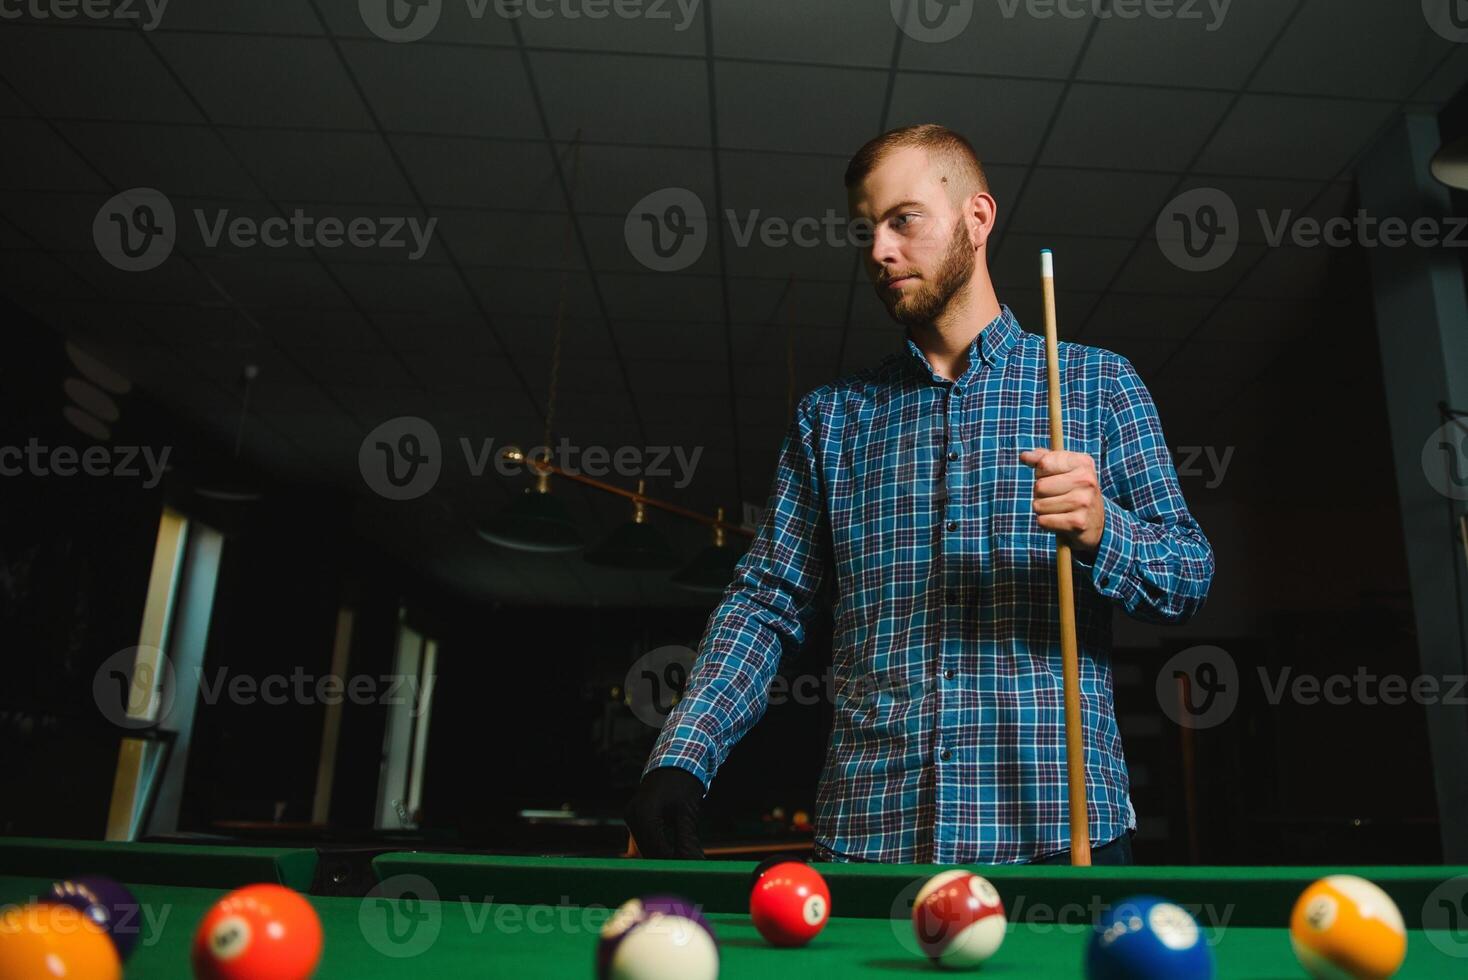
[{"xmin": 625, "ymin": 766, "xmax": 706, "ymax": 859}]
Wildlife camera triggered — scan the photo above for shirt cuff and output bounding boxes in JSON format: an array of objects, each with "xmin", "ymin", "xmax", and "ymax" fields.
[
  {"xmin": 642, "ymin": 729, "xmax": 717, "ymax": 793},
  {"xmin": 1072, "ymin": 496, "xmax": 1135, "ymax": 601}
]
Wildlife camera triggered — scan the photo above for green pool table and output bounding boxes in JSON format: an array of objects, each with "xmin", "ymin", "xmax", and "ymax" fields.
[{"xmin": 1, "ymin": 838, "xmax": 1465, "ymax": 977}]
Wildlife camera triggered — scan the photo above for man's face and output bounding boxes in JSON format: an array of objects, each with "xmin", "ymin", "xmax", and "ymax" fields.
[{"xmin": 848, "ymin": 146, "xmax": 977, "ymax": 328}]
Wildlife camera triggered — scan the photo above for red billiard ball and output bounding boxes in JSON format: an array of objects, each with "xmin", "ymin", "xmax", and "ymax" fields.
[
  {"xmin": 749, "ymin": 860, "xmax": 830, "ymax": 947},
  {"xmin": 191, "ymin": 883, "xmax": 323, "ymax": 980},
  {"xmin": 911, "ymin": 870, "xmax": 1006, "ymax": 968}
]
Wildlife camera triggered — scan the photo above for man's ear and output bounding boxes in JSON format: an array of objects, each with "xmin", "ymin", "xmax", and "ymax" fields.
[{"xmin": 970, "ymin": 191, "xmax": 998, "ymax": 249}]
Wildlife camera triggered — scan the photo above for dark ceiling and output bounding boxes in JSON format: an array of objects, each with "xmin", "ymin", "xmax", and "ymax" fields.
[{"xmin": 1, "ymin": 0, "xmax": 1464, "ymax": 602}]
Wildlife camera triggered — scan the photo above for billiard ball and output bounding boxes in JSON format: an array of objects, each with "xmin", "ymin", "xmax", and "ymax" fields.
[
  {"xmin": 191, "ymin": 883, "xmax": 323, "ymax": 980},
  {"xmin": 911, "ymin": 869, "xmax": 1006, "ymax": 968},
  {"xmin": 1086, "ymin": 895, "xmax": 1213, "ymax": 980},
  {"xmin": 596, "ymin": 894, "xmax": 718, "ymax": 980},
  {"xmin": 0, "ymin": 902, "xmax": 121, "ymax": 980},
  {"xmin": 1289, "ymin": 875, "xmax": 1406, "ymax": 980},
  {"xmin": 45, "ymin": 874, "xmax": 142, "ymax": 960},
  {"xmin": 749, "ymin": 860, "xmax": 830, "ymax": 946}
]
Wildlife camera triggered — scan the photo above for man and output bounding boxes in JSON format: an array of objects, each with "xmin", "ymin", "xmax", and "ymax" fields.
[{"xmin": 626, "ymin": 124, "xmax": 1214, "ymax": 865}]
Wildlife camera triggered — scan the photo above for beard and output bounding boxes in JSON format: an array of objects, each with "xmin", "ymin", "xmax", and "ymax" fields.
[{"xmin": 878, "ymin": 219, "xmax": 976, "ymax": 328}]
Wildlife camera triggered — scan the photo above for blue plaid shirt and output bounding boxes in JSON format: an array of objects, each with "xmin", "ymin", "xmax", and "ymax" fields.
[{"xmin": 645, "ymin": 305, "xmax": 1214, "ymax": 864}]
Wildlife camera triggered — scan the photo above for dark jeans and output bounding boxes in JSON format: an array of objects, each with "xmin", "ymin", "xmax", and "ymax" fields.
[{"xmin": 1028, "ymin": 830, "xmax": 1134, "ymax": 866}]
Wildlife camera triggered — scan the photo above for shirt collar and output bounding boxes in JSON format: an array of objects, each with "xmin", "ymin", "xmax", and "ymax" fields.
[{"xmin": 900, "ymin": 304, "xmax": 1023, "ymax": 386}]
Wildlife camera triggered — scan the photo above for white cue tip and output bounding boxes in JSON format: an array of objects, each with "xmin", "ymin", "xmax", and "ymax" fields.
[{"xmin": 1040, "ymin": 248, "xmax": 1053, "ymax": 278}]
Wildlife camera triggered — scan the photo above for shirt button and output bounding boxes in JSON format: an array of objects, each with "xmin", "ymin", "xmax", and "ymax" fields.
[
  {"xmin": 944, "ymin": 668, "xmax": 956, "ymax": 681},
  {"xmin": 946, "ymin": 520, "xmax": 958, "ymax": 532},
  {"xmin": 947, "ymin": 450, "xmax": 959, "ymax": 462},
  {"xmin": 940, "ymin": 749, "xmax": 954, "ymax": 762}
]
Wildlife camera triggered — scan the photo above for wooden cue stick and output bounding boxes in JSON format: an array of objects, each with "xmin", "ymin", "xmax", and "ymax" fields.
[{"xmin": 1040, "ymin": 249, "xmax": 1092, "ymax": 867}]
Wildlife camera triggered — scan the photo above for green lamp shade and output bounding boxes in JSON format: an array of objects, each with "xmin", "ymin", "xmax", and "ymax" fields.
[
  {"xmin": 478, "ymin": 490, "xmax": 584, "ymax": 553},
  {"xmin": 584, "ymin": 520, "xmax": 679, "ymax": 569},
  {"xmin": 671, "ymin": 544, "xmax": 742, "ymax": 594}
]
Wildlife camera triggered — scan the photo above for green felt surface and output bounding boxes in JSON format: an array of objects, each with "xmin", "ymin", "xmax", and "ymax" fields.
[
  {"xmin": 0, "ymin": 874, "xmax": 1463, "ymax": 978},
  {"xmin": 2, "ymin": 843, "xmax": 1467, "ymax": 977}
]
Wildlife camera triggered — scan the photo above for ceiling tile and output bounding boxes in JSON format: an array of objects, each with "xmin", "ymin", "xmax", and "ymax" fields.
[
  {"xmin": 220, "ymin": 128, "xmax": 418, "ymax": 204},
  {"xmin": 373, "ymin": 310, "xmax": 508, "ymax": 354},
  {"xmin": 895, "ymin": 2, "xmax": 1091, "ymax": 79},
  {"xmin": 517, "ymin": 0, "xmax": 706, "ymax": 54},
  {"xmin": 1077, "ymin": 3, "xmax": 1295, "ymax": 89},
  {"xmin": 712, "ymin": 0, "xmax": 894, "ymax": 67},
  {"xmin": 1251, "ymin": 2, "xmax": 1454, "ymax": 101},
  {"xmin": 715, "ymin": 62, "xmax": 886, "ymax": 154},
  {"xmin": 727, "ymin": 277, "xmax": 847, "ymax": 327},
  {"xmin": 1192, "ymin": 298, "xmax": 1316, "ymax": 345},
  {"xmin": 1041, "ymin": 83, "xmax": 1234, "ymax": 171},
  {"xmin": 888, "ymin": 74, "xmax": 1066, "ymax": 166},
  {"xmin": 192, "ymin": 254, "xmax": 353, "ymax": 309},
  {"xmin": 339, "ymin": 40, "xmax": 541, "ymax": 137},
  {"xmin": 579, "ymin": 211, "xmax": 718, "ymax": 276},
  {"xmin": 614, "ymin": 319, "xmax": 726, "ymax": 362},
  {"xmin": 394, "ymin": 136, "xmax": 561, "ymax": 209},
  {"xmin": 1078, "ymin": 292, "xmax": 1217, "ymax": 342},
  {"xmin": 1411, "ymin": 44, "xmax": 1468, "ymax": 104},
  {"xmin": 468, "ymin": 266, "xmax": 603, "ymax": 317},
  {"xmin": 318, "ymin": 0, "xmax": 516, "ymax": 44},
  {"xmin": 1111, "ymin": 239, "xmax": 1264, "ymax": 297},
  {"xmin": 532, "ymin": 51, "xmax": 710, "ymax": 145},
  {"xmin": 0, "ymin": 24, "xmax": 203, "ymax": 121},
  {"xmin": 57, "ymin": 122, "xmax": 264, "ymax": 199},
  {"xmin": 153, "ymin": 0, "xmax": 328, "ymax": 34},
  {"xmin": 431, "ymin": 208, "xmax": 575, "ymax": 267},
  {"xmin": 1006, "ymin": 168, "xmax": 1179, "ymax": 236},
  {"xmin": 1194, "ymin": 95, "xmax": 1398, "ymax": 180},
  {"xmin": 599, "ymin": 270, "xmax": 723, "ymax": 322},
  {"xmin": 153, "ymin": 34, "xmax": 374, "ymax": 128},
  {"xmin": 0, "ymin": 120, "xmax": 108, "ymax": 192},
  {"xmin": 331, "ymin": 261, "xmax": 478, "ymax": 312},
  {"xmin": 991, "ymin": 233, "xmax": 1134, "ymax": 293},
  {"xmin": 256, "ymin": 309, "xmax": 383, "ymax": 349},
  {"xmin": 553, "ymin": 141, "xmax": 716, "ymax": 216}
]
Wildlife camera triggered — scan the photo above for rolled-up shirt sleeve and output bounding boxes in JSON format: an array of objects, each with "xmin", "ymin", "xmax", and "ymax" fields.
[
  {"xmin": 642, "ymin": 393, "xmax": 832, "ymax": 788},
  {"xmin": 1073, "ymin": 355, "xmax": 1214, "ymax": 624}
]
